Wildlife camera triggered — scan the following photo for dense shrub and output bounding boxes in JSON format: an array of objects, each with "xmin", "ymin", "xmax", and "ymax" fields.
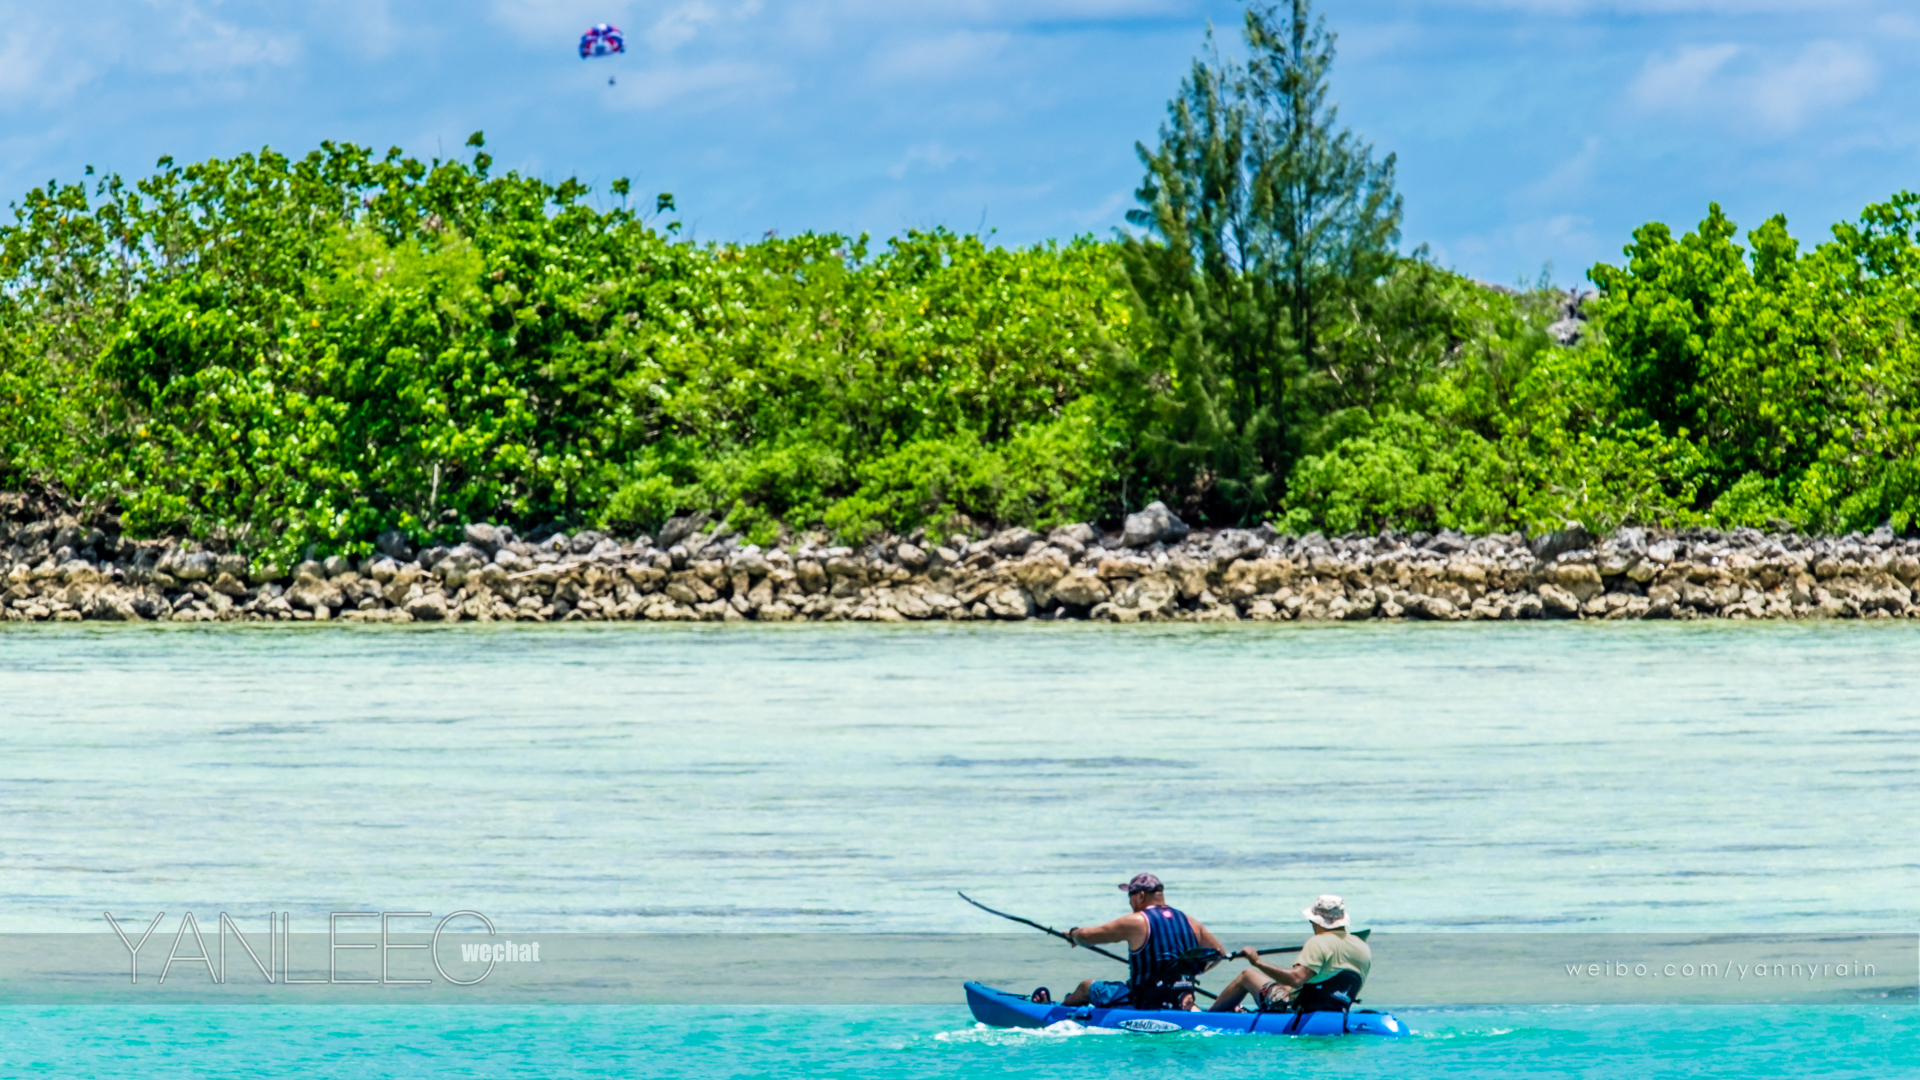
[{"xmin": 5, "ymin": 4, "xmax": 1919, "ymax": 553}]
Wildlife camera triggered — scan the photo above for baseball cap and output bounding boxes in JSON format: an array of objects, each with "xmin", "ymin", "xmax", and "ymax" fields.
[{"xmin": 1119, "ymin": 873, "xmax": 1164, "ymax": 894}]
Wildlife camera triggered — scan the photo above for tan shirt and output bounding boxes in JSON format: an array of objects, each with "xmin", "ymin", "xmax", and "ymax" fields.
[{"xmin": 1297, "ymin": 928, "xmax": 1371, "ymax": 984}]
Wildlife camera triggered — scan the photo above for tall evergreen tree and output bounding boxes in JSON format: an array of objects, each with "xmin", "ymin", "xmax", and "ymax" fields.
[{"xmin": 1114, "ymin": 0, "xmax": 1403, "ymax": 524}]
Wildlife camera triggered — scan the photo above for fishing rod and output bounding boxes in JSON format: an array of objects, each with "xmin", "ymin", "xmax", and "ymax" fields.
[{"xmin": 958, "ymin": 891, "xmax": 1220, "ymax": 1001}]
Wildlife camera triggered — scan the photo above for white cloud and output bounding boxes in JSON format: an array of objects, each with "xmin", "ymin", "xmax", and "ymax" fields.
[
  {"xmin": 869, "ymin": 30, "xmax": 1010, "ymax": 84},
  {"xmin": 1629, "ymin": 43, "xmax": 1741, "ymax": 110},
  {"xmin": 311, "ymin": 0, "xmax": 403, "ymax": 59},
  {"xmin": 0, "ymin": 16, "xmax": 104, "ymax": 108},
  {"xmin": 488, "ymin": 0, "xmax": 645, "ymax": 40},
  {"xmin": 1460, "ymin": 0, "xmax": 1869, "ymax": 13},
  {"xmin": 141, "ymin": 4, "xmax": 301, "ymax": 76},
  {"xmin": 648, "ymin": 2, "xmax": 721, "ymax": 53},
  {"xmin": 1517, "ymin": 137, "xmax": 1604, "ymax": 206},
  {"xmin": 1627, "ymin": 40, "xmax": 1874, "ymax": 134},
  {"xmin": 606, "ymin": 60, "xmax": 781, "ymax": 110},
  {"xmin": 1748, "ymin": 41, "xmax": 1875, "ymax": 129},
  {"xmin": 888, "ymin": 141, "xmax": 967, "ymax": 178}
]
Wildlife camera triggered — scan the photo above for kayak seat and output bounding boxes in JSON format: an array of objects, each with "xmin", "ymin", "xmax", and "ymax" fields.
[{"xmin": 1289, "ymin": 968, "xmax": 1364, "ymax": 1013}]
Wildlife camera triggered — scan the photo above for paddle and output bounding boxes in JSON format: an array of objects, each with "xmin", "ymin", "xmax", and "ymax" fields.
[
  {"xmin": 957, "ymin": 891, "xmax": 1220, "ymax": 1001},
  {"xmin": 1254, "ymin": 927, "xmax": 1371, "ymax": 956},
  {"xmin": 957, "ymin": 891, "xmax": 1129, "ymax": 965}
]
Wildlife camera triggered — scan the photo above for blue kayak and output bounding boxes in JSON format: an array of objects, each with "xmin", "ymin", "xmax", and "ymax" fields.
[{"xmin": 964, "ymin": 981, "xmax": 1408, "ymax": 1037}]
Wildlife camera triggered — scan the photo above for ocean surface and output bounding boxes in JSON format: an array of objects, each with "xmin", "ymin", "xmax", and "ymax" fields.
[{"xmin": 1, "ymin": 621, "xmax": 1915, "ymax": 1076}]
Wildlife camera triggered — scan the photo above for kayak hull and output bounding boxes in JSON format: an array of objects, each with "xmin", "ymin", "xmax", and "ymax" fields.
[{"xmin": 963, "ymin": 981, "xmax": 1408, "ymax": 1037}]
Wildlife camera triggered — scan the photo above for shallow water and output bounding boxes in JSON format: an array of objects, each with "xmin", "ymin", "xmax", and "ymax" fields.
[
  {"xmin": 1, "ymin": 622, "xmax": 1915, "ymax": 1074},
  {"xmin": 4, "ymin": 1004, "xmax": 1918, "ymax": 1078}
]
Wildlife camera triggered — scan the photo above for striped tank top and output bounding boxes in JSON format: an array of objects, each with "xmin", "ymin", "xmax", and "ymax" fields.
[{"xmin": 1128, "ymin": 904, "xmax": 1200, "ymax": 993}]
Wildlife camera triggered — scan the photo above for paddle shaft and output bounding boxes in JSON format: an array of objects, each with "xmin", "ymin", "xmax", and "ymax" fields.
[
  {"xmin": 1254, "ymin": 927, "xmax": 1371, "ymax": 956},
  {"xmin": 957, "ymin": 891, "xmax": 1219, "ymax": 1001}
]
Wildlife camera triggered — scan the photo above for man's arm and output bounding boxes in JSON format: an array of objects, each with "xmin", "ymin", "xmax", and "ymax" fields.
[
  {"xmin": 1236, "ymin": 947, "xmax": 1312, "ymax": 986},
  {"xmin": 1188, "ymin": 917, "xmax": 1228, "ymax": 969},
  {"xmin": 1067, "ymin": 912, "xmax": 1147, "ymax": 950}
]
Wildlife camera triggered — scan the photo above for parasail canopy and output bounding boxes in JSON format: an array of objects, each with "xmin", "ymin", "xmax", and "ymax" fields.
[{"xmin": 579, "ymin": 24, "xmax": 625, "ymax": 58}]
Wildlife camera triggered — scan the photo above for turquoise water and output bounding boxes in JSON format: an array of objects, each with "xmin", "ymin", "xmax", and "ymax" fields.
[
  {"xmin": 4, "ymin": 1005, "xmax": 1918, "ymax": 1077},
  {"xmin": 2, "ymin": 622, "xmax": 1916, "ymax": 1075}
]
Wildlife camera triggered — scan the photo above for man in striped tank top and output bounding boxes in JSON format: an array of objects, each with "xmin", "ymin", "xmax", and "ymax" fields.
[{"xmin": 1061, "ymin": 873, "xmax": 1227, "ymax": 1010}]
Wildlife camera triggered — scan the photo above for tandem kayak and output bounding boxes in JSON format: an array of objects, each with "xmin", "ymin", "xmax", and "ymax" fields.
[{"xmin": 964, "ymin": 981, "xmax": 1408, "ymax": 1037}]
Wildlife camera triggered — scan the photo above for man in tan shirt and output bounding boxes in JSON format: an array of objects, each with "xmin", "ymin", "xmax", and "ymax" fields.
[{"xmin": 1208, "ymin": 894, "xmax": 1371, "ymax": 1013}]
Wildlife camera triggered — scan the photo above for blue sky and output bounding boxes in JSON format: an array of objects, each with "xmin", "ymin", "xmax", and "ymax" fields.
[{"xmin": 1, "ymin": 0, "xmax": 1914, "ymax": 285}]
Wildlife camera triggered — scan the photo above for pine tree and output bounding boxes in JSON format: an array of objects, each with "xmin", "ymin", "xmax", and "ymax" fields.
[{"xmin": 1115, "ymin": 0, "xmax": 1403, "ymax": 524}]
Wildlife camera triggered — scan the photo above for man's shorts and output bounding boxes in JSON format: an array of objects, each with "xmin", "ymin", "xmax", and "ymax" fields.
[
  {"xmin": 1255, "ymin": 981, "xmax": 1294, "ymax": 1011},
  {"xmin": 1086, "ymin": 980, "xmax": 1131, "ymax": 1007}
]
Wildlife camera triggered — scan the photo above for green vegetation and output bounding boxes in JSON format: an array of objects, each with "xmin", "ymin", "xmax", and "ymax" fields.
[{"xmin": 4, "ymin": 1, "xmax": 1919, "ymax": 559}]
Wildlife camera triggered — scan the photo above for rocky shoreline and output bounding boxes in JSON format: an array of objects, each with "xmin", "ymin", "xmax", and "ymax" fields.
[{"xmin": 4, "ymin": 494, "xmax": 1919, "ymax": 625}]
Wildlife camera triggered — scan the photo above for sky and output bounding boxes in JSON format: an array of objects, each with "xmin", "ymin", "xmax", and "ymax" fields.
[{"xmin": 1, "ymin": 0, "xmax": 1915, "ymax": 286}]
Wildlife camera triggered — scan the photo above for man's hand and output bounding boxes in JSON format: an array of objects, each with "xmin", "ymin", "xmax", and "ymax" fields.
[
  {"xmin": 1237, "ymin": 946, "xmax": 1260, "ymax": 964},
  {"xmin": 1066, "ymin": 927, "xmax": 1080, "ymax": 947}
]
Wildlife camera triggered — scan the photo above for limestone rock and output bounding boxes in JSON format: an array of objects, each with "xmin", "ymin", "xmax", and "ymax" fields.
[
  {"xmin": 1121, "ymin": 501, "xmax": 1189, "ymax": 548},
  {"xmin": 376, "ymin": 530, "xmax": 415, "ymax": 561},
  {"xmin": 1530, "ymin": 524, "xmax": 1593, "ymax": 563},
  {"xmin": 1538, "ymin": 583, "xmax": 1581, "ymax": 617},
  {"xmin": 657, "ymin": 513, "xmax": 709, "ymax": 549},
  {"xmin": 983, "ymin": 584, "xmax": 1035, "ymax": 619},
  {"xmin": 287, "ymin": 577, "xmax": 346, "ymax": 611},
  {"xmin": 1112, "ymin": 573, "xmax": 1179, "ymax": 615},
  {"xmin": 170, "ymin": 551, "xmax": 217, "ymax": 582},
  {"xmin": 895, "ymin": 543, "xmax": 929, "ymax": 571},
  {"xmin": 988, "ymin": 528, "xmax": 1042, "ymax": 557},
  {"xmin": 1049, "ymin": 569, "xmax": 1110, "ymax": 607},
  {"xmin": 406, "ymin": 591, "xmax": 450, "ymax": 621},
  {"xmin": 1554, "ymin": 562, "xmax": 1604, "ymax": 602}
]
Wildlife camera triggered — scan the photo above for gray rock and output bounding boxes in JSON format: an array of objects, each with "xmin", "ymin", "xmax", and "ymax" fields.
[
  {"xmin": 570, "ymin": 530, "xmax": 607, "ymax": 554},
  {"xmin": 983, "ymin": 584, "xmax": 1035, "ymax": 619},
  {"xmin": 376, "ymin": 529, "xmax": 414, "ymax": 561},
  {"xmin": 1538, "ymin": 583, "xmax": 1581, "ymax": 617},
  {"xmin": 1050, "ymin": 523, "xmax": 1100, "ymax": 548},
  {"xmin": 589, "ymin": 538, "xmax": 622, "ymax": 559},
  {"xmin": 171, "ymin": 551, "xmax": 217, "ymax": 582},
  {"xmin": 287, "ymin": 579, "xmax": 346, "ymax": 611},
  {"xmin": 1122, "ymin": 501, "xmax": 1190, "ymax": 548},
  {"xmin": 1548, "ymin": 318, "xmax": 1584, "ymax": 346},
  {"xmin": 1049, "ymin": 569, "xmax": 1110, "ymax": 607},
  {"xmin": 322, "ymin": 555, "xmax": 353, "ymax": 579},
  {"xmin": 657, "ymin": 513, "xmax": 710, "ymax": 549},
  {"xmin": 215, "ymin": 553, "xmax": 249, "ymax": 579},
  {"xmin": 419, "ymin": 546, "xmax": 450, "ymax": 569},
  {"xmin": 370, "ymin": 557, "xmax": 400, "ymax": 582},
  {"xmin": 1112, "ymin": 572, "xmax": 1179, "ymax": 614},
  {"xmin": 493, "ymin": 548, "xmax": 529, "ymax": 571},
  {"xmin": 988, "ymin": 528, "xmax": 1042, "ymax": 557},
  {"xmin": 895, "ymin": 543, "xmax": 929, "ymax": 571},
  {"xmin": 406, "ymin": 591, "xmax": 450, "ymax": 622},
  {"xmin": 441, "ymin": 544, "xmax": 487, "ymax": 572},
  {"xmin": 463, "ymin": 523, "xmax": 499, "ymax": 551},
  {"xmin": 1530, "ymin": 523, "xmax": 1594, "ymax": 563}
]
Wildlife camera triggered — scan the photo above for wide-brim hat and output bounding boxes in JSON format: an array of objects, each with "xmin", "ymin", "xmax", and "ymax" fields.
[{"xmin": 1303, "ymin": 894, "xmax": 1349, "ymax": 928}]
